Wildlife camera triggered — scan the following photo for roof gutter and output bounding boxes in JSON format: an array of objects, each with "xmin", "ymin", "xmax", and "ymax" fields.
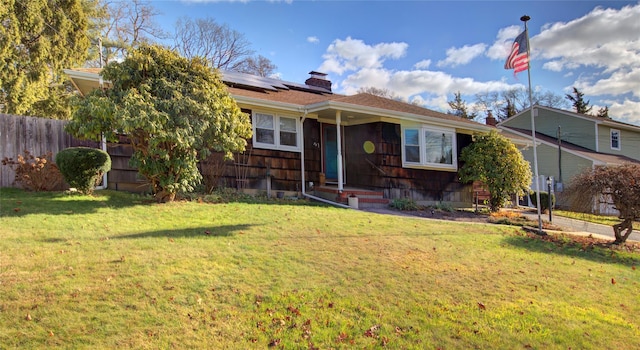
[{"xmin": 231, "ymin": 95, "xmax": 307, "ymax": 113}]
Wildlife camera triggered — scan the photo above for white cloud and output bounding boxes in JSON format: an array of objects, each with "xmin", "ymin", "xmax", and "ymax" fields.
[
  {"xmin": 414, "ymin": 59, "xmax": 431, "ymax": 69},
  {"xmin": 318, "ymin": 37, "xmax": 408, "ymax": 75},
  {"xmin": 437, "ymin": 43, "xmax": 487, "ymax": 68},
  {"xmin": 534, "ymin": 3, "xmax": 640, "ymax": 71},
  {"xmin": 318, "ymin": 36, "xmax": 520, "ymax": 112},
  {"xmin": 530, "ymin": 3, "xmax": 640, "ymax": 125},
  {"xmin": 486, "ymin": 25, "xmax": 522, "ymax": 61},
  {"xmin": 575, "ymin": 66, "xmax": 640, "ymax": 98},
  {"xmin": 608, "ymin": 98, "xmax": 640, "ymax": 125},
  {"xmin": 337, "ymin": 66, "xmax": 517, "ymax": 112},
  {"xmin": 307, "ymin": 36, "xmax": 319, "ymax": 44}
]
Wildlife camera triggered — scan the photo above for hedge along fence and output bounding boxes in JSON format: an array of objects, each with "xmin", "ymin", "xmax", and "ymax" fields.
[{"xmin": 0, "ymin": 114, "xmax": 98, "ymax": 188}]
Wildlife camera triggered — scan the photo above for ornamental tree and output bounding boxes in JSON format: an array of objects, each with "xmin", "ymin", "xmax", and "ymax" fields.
[
  {"xmin": 66, "ymin": 44, "xmax": 252, "ymax": 202},
  {"xmin": 565, "ymin": 163, "xmax": 640, "ymax": 244},
  {"xmin": 459, "ymin": 130, "xmax": 532, "ymax": 212}
]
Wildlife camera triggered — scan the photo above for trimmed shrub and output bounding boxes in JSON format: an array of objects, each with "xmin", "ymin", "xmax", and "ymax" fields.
[
  {"xmin": 1, "ymin": 150, "xmax": 63, "ymax": 191},
  {"xmin": 56, "ymin": 147, "xmax": 111, "ymax": 194},
  {"xmin": 529, "ymin": 191, "xmax": 556, "ymax": 212}
]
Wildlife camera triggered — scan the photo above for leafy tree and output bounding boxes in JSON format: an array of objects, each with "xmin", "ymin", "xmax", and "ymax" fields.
[
  {"xmin": 173, "ymin": 17, "xmax": 277, "ymax": 77},
  {"xmin": 459, "ymin": 130, "xmax": 532, "ymax": 212},
  {"xmin": 565, "ymin": 163, "xmax": 640, "ymax": 244},
  {"xmin": 0, "ymin": 0, "xmax": 97, "ymax": 118},
  {"xmin": 66, "ymin": 45, "xmax": 252, "ymax": 202},
  {"xmin": 448, "ymin": 91, "xmax": 477, "ymax": 120},
  {"xmin": 565, "ymin": 86, "xmax": 592, "ymax": 114}
]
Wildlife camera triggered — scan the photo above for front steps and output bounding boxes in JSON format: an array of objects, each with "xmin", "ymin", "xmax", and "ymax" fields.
[{"xmin": 313, "ymin": 186, "xmax": 390, "ymax": 209}]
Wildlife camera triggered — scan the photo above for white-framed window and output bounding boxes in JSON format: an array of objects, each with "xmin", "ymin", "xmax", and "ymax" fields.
[
  {"xmin": 402, "ymin": 125, "xmax": 457, "ymax": 170},
  {"xmin": 610, "ymin": 129, "xmax": 621, "ymax": 150},
  {"xmin": 253, "ymin": 112, "xmax": 301, "ymax": 152}
]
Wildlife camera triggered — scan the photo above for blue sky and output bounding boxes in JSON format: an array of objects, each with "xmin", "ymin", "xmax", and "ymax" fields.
[{"xmin": 151, "ymin": 0, "xmax": 640, "ymax": 126}]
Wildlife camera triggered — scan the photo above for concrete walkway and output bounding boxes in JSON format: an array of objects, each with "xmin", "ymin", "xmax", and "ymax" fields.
[{"xmin": 516, "ymin": 210, "xmax": 640, "ymax": 243}]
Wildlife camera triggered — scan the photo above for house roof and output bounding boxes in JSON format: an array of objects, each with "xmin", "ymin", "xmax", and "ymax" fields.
[
  {"xmin": 504, "ymin": 105, "xmax": 640, "ymax": 132},
  {"xmin": 63, "ymin": 68, "xmax": 492, "ymax": 132},
  {"xmin": 502, "ymin": 126, "xmax": 640, "ymax": 166}
]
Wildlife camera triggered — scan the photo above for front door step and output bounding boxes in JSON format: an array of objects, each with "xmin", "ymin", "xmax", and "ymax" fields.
[{"xmin": 313, "ymin": 186, "xmax": 389, "ymax": 209}]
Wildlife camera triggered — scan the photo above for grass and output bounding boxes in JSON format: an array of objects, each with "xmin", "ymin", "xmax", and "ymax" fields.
[{"xmin": 1, "ymin": 188, "xmax": 639, "ymax": 349}]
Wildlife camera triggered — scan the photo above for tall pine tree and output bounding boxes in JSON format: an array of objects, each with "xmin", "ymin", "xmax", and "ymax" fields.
[{"xmin": 565, "ymin": 87, "xmax": 593, "ymax": 114}]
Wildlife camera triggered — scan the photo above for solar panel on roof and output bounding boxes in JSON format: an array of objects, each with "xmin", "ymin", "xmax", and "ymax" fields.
[
  {"xmin": 221, "ymin": 70, "xmax": 332, "ymax": 94},
  {"xmin": 221, "ymin": 71, "xmax": 288, "ymax": 91}
]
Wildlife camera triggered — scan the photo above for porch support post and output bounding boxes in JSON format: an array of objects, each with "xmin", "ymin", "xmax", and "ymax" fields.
[{"xmin": 336, "ymin": 110, "xmax": 344, "ymax": 192}]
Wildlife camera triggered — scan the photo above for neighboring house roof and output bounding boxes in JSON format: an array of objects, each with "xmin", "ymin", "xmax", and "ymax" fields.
[
  {"xmin": 502, "ymin": 126, "xmax": 640, "ymax": 166},
  {"xmin": 504, "ymin": 105, "xmax": 640, "ymax": 132}
]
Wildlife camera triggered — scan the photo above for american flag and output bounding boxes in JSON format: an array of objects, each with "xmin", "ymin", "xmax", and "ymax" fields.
[{"xmin": 504, "ymin": 31, "xmax": 529, "ymax": 75}]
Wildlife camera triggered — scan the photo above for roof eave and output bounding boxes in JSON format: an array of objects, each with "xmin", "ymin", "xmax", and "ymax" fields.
[{"xmin": 306, "ymin": 100, "xmax": 493, "ymax": 132}]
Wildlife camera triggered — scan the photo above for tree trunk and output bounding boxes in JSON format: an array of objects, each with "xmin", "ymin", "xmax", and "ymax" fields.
[
  {"xmin": 156, "ymin": 190, "xmax": 176, "ymax": 203},
  {"xmin": 612, "ymin": 219, "xmax": 633, "ymax": 244}
]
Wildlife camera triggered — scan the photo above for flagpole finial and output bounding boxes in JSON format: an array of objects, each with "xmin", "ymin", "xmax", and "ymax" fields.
[{"xmin": 520, "ymin": 15, "xmax": 530, "ymax": 22}]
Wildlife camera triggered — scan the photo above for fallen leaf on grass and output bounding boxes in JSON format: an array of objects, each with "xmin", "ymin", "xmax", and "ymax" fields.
[
  {"xmin": 477, "ymin": 302, "xmax": 486, "ymax": 310},
  {"xmin": 287, "ymin": 305, "xmax": 301, "ymax": 316},
  {"xmin": 612, "ymin": 278, "xmax": 616, "ymax": 285},
  {"xmin": 25, "ymin": 314, "xmax": 32, "ymax": 321},
  {"xmin": 268, "ymin": 338, "xmax": 281, "ymax": 347},
  {"xmin": 13, "ymin": 208, "xmax": 20, "ymax": 212}
]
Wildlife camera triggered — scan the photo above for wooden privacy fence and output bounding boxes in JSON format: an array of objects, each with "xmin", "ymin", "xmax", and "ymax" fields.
[{"xmin": 0, "ymin": 114, "xmax": 95, "ymax": 188}]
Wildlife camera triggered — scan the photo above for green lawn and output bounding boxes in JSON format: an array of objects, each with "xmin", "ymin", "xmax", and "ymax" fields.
[{"xmin": 1, "ymin": 188, "xmax": 639, "ymax": 349}]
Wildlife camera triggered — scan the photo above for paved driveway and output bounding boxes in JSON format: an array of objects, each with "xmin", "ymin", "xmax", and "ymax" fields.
[{"xmin": 520, "ymin": 211, "xmax": 640, "ymax": 243}]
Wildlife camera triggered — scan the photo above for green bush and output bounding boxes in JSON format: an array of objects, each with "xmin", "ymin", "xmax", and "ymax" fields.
[
  {"xmin": 56, "ymin": 147, "xmax": 111, "ymax": 194},
  {"xmin": 529, "ymin": 191, "xmax": 556, "ymax": 212},
  {"xmin": 390, "ymin": 198, "xmax": 419, "ymax": 211}
]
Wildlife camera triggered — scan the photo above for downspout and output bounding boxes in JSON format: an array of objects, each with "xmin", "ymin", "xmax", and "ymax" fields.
[
  {"xmin": 336, "ymin": 110, "xmax": 343, "ymax": 193},
  {"xmin": 94, "ymin": 62, "xmax": 108, "ymax": 190},
  {"xmin": 300, "ymin": 109, "xmax": 307, "ymax": 196},
  {"xmin": 94, "ymin": 134, "xmax": 108, "ymax": 190}
]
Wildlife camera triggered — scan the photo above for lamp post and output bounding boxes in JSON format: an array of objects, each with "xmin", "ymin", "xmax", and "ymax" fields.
[{"xmin": 546, "ymin": 176, "xmax": 553, "ymax": 223}]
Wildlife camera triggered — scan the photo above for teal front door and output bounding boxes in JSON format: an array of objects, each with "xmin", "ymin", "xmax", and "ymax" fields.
[{"xmin": 323, "ymin": 124, "xmax": 338, "ymax": 181}]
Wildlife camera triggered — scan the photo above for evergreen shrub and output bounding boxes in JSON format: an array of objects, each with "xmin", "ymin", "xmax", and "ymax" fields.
[{"xmin": 56, "ymin": 147, "xmax": 111, "ymax": 194}]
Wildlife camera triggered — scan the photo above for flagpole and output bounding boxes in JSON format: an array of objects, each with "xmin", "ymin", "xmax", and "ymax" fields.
[{"xmin": 521, "ymin": 15, "xmax": 544, "ymax": 234}]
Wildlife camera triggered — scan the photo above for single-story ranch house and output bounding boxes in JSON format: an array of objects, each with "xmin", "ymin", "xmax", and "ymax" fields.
[{"xmin": 64, "ymin": 68, "xmax": 494, "ymax": 208}]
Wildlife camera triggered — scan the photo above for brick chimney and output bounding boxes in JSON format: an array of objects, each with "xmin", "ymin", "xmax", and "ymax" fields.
[
  {"xmin": 485, "ymin": 111, "xmax": 497, "ymax": 126},
  {"xmin": 305, "ymin": 71, "xmax": 332, "ymax": 91}
]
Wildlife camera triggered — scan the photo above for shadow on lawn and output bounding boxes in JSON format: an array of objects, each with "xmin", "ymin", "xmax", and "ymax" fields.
[
  {"xmin": 0, "ymin": 188, "xmax": 149, "ymax": 217},
  {"xmin": 112, "ymin": 224, "xmax": 255, "ymax": 239},
  {"xmin": 503, "ymin": 233, "xmax": 640, "ymax": 267}
]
